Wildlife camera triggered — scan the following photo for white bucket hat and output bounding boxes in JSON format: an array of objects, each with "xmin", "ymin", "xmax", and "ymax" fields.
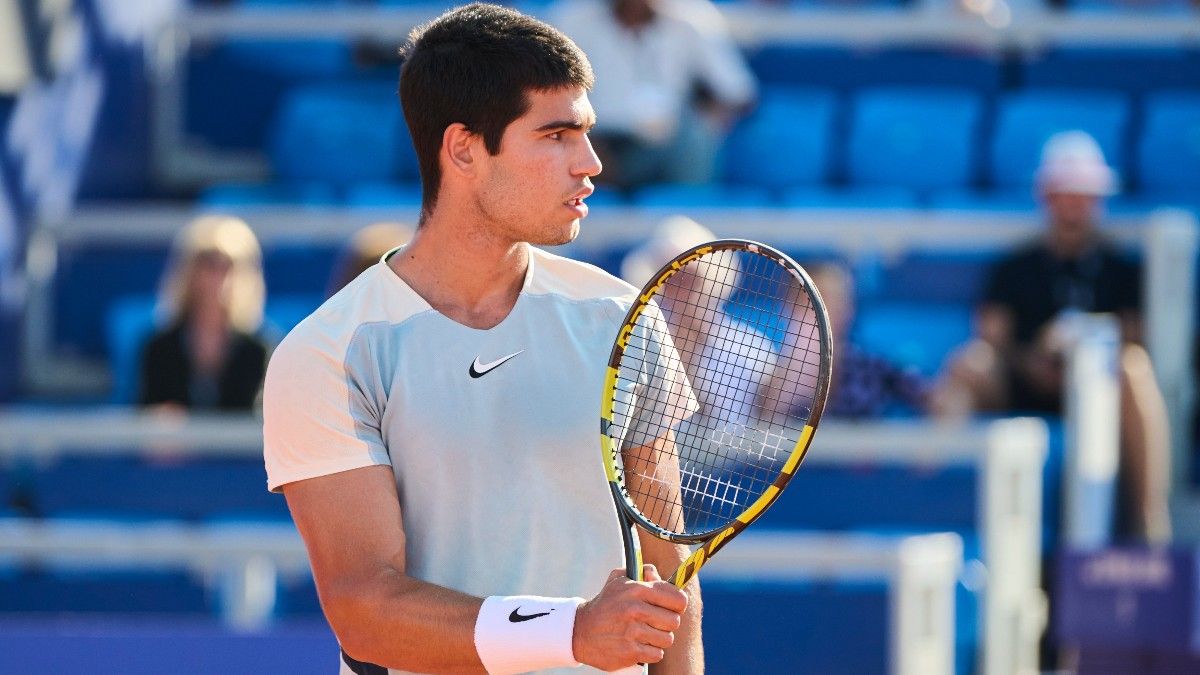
[{"xmin": 1035, "ymin": 130, "xmax": 1118, "ymax": 197}]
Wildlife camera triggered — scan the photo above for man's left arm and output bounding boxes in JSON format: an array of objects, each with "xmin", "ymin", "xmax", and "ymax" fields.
[{"xmin": 640, "ymin": 534, "xmax": 703, "ymax": 674}]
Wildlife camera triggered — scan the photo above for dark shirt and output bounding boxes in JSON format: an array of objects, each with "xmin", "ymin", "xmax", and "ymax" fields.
[
  {"xmin": 825, "ymin": 342, "xmax": 928, "ymax": 419},
  {"xmin": 983, "ymin": 239, "xmax": 1141, "ymax": 346},
  {"xmin": 139, "ymin": 321, "xmax": 269, "ymax": 411}
]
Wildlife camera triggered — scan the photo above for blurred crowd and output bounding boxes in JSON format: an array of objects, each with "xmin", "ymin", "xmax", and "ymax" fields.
[{"xmin": 148, "ymin": 127, "xmax": 1169, "ymax": 544}]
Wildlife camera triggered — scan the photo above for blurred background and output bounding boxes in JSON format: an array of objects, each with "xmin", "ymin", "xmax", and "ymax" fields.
[{"xmin": 1, "ymin": 0, "xmax": 1199, "ymax": 673}]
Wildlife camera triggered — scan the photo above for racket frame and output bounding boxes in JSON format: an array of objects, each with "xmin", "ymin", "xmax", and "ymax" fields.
[{"xmin": 600, "ymin": 239, "xmax": 832, "ymax": 587}]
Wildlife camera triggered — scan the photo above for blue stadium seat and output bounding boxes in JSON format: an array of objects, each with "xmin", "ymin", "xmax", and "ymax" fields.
[
  {"xmin": 269, "ymin": 82, "xmax": 412, "ymax": 185},
  {"xmin": 55, "ymin": 244, "xmax": 170, "ymax": 360},
  {"xmin": 1065, "ymin": 0, "xmax": 1195, "ymax": 12},
  {"xmin": 990, "ymin": 89, "xmax": 1130, "ymax": 191},
  {"xmin": 185, "ymin": 39, "xmax": 355, "ymax": 150},
  {"xmin": 1137, "ymin": 92, "xmax": 1200, "ymax": 200},
  {"xmin": 263, "ymin": 294, "xmax": 323, "ymax": 338},
  {"xmin": 847, "ymin": 88, "xmax": 984, "ymax": 193},
  {"xmin": 721, "ymin": 87, "xmax": 837, "ymax": 190},
  {"xmin": 1020, "ymin": 47, "xmax": 1200, "ymax": 95},
  {"xmin": 855, "ymin": 301, "xmax": 974, "ymax": 376},
  {"xmin": 106, "ymin": 295, "xmax": 159, "ymax": 405},
  {"xmin": 631, "ymin": 184, "xmax": 774, "ymax": 207},
  {"xmin": 703, "ymin": 580, "xmax": 888, "ymax": 673},
  {"xmin": 0, "ymin": 570, "xmax": 210, "ymax": 614},
  {"xmin": 758, "ymin": 464, "xmax": 977, "ymax": 531},
  {"xmin": 198, "ymin": 182, "xmax": 339, "ymax": 207},
  {"xmin": 878, "ymin": 251, "xmax": 999, "ymax": 305},
  {"xmin": 780, "ymin": 186, "xmax": 920, "ymax": 209},
  {"xmin": 926, "ymin": 189, "xmax": 1037, "ymax": 212},
  {"xmin": 262, "ymin": 243, "xmax": 342, "ymax": 296},
  {"xmin": 345, "ymin": 182, "xmax": 424, "ymax": 208},
  {"xmin": 746, "ymin": 45, "xmax": 1002, "ymax": 95},
  {"xmin": 29, "ymin": 457, "xmax": 289, "ymax": 521}
]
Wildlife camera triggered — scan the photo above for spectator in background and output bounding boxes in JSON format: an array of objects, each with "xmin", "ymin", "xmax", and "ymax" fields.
[
  {"xmin": 325, "ymin": 221, "xmax": 415, "ymax": 297},
  {"xmin": 760, "ymin": 261, "xmax": 929, "ymax": 423},
  {"xmin": 621, "ymin": 215, "xmax": 777, "ymax": 423},
  {"xmin": 139, "ymin": 215, "xmax": 269, "ymax": 412},
  {"xmin": 551, "ymin": 0, "xmax": 756, "ymax": 190},
  {"xmin": 934, "ymin": 131, "xmax": 1172, "ymax": 543}
]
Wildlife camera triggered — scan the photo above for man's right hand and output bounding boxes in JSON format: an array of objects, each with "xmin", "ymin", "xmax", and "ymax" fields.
[{"xmin": 572, "ymin": 565, "xmax": 688, "ymax": 671}]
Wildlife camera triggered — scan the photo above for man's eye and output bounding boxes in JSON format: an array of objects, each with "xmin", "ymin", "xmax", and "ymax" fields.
[{"xmin": 548, "ymin": 131, "xmax": 563, "ymax": 140}]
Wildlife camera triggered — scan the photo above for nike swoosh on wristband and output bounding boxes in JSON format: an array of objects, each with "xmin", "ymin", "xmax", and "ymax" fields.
[
  {"xmin": 509, "ymin": 608, "xmax": 553, "ymax": 622},
  {"xmin": 468, "ymin": 350, "xmax": 525, "ymax": 378}
]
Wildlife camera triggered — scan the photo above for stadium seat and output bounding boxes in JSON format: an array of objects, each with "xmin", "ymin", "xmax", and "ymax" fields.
[
  {"xmin": 268, "ymin": 82, "xmax": 411, "ymax": 185},
  {"xmin": 56, "ymin": 244, "xmax": 170, "ymax": 360},
  {"xmin": 185, "ymin": 38, "xmax": 356, "ymax": 150},
  {"xmin": 29, "ymin": 456, "xmax": 288, "ymax": 521},
  {"xmin": 746, "ymin": 45, "xmax": 1003, "ymax": 95},
  {"xmin": 926, "ymin": 189, "xmax": 1037, "ymax": 213},
  {"xmin": 721, "ymin": 87, "xmax": 838, "ymax": 190},
  {"xmin": 198, "ymin": 182, "xmax": 339, "ymax": 207},
  {"xmin": 1020, "ymin": 46, "xmax": 1200, "ymax": 95},
  {"xmin": 262, "ymin": 243, "xmax": 343, "ymax": 296},
  {"xmin": 0, "ymin": 570, "xmax": 210, "ymax": 614},
  {"xmin": 854, "ymin": 301, "xmax": 975, "ymax": 376},
  {"xmin": 703, "ymin": 580, "xmax": 888, "ymax": 673},
  {"xmin": 1137, "ymin": 92, "xmax": 1200, "ymax": 200},
  {"xmin": 990, "ymin": 89, "xmax": 1130, "ymax": 191},
  {"xmin": 758, "ymin": 463, "xmax": 977, "ymax": 532},
  {"xmin": 106, "ymin": 295, "xmax": 159, "ymax": 405},
  {"xmin": 877, "ymin": 251, "xmax": 999, "ymax": 305},
  {"xmin": 780, "ymin": 186, "xmax": 920, "ymax": 209},
  {"xmin": 263, "ymin": 294, "xmax": 323, "ymax": 338},
  {"xmin": 631, "ymin": 184, "xmax": 774, "ymax": 207},
  {"xmin": 847, "ymin": 88, "xmax": 984, "ymax": 193},
  {"xmin": 1065, "ymin": 0, "xmax": 1196, "ymax": 12},
  {"xmin": 345, "ymin": 182, "xmax": 424, "ymax": 208}
]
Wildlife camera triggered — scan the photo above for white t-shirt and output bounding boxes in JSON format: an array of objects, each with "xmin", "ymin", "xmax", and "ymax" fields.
[
  {"xmin": 549, "ymin": 0, "xmax": 756, "ymax": 143},
  {"xmin": 263, "ymin": 246, "xmax": 692, "ymax": 675}
]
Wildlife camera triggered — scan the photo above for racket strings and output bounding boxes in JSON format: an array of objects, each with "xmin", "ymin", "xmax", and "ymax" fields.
[{"xmin": 612, "ymin": 249, "xmax": 826, "ymax": 536}]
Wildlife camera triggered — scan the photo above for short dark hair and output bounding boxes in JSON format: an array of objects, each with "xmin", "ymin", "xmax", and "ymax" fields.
[{"xmin": 398, "ymin": 3, "xmax": 594, "ymax": 215}]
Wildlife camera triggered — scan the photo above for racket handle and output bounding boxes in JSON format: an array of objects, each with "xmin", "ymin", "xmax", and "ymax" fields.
[{"xmin": 609, "ymin": 666, "xmax": 645, "ymax": 675}]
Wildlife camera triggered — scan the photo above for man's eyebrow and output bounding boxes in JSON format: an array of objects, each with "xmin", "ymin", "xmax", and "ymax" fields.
[{"xmin": 535, "ymin": 118, "xmax": 598, "ymax": 132}]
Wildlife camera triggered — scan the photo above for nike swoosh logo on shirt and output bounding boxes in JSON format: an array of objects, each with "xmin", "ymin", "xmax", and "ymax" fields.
[
  {"xmin": 468, "ymin": 350, "xmax": 525, "ymax": 378},
  {"xmin": 509, "ymin": 608, "xmax": 553, "ymax": 622}
]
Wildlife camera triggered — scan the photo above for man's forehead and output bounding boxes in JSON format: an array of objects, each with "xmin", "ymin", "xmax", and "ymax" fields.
[{"xmin": 521, "ymin": 87, "xmax": 596, "ymax": 126}]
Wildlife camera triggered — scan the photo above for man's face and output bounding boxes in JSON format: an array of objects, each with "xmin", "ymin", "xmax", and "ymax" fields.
[
  {"xmin": 1042, "ymin": 191, "xmax": 1101, "ymax": 249},
  {"xmin": 474, "ymin": 87, "xmax": 602, "ymax": 247}
]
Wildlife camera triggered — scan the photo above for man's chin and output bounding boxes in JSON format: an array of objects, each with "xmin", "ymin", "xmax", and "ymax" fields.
[{"xmin": 538, "ymin": 220, "xmax": 581, "ymax": 247}]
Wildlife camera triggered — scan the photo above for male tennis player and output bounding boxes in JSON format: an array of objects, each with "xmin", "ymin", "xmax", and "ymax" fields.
[{"xmin": 263, "ymin": 4, "xmax": 701, "ymax": 674}]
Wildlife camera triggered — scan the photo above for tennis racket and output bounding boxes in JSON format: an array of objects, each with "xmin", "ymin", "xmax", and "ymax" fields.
[{"xmin": 600, "ymin": 239, "xmax": 832, "ymax": 595}]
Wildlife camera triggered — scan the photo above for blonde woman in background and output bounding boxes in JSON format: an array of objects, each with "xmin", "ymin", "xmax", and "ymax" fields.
[{"xmin": 139, "ymin": 215, "xmax": 269, "ymax": 411}]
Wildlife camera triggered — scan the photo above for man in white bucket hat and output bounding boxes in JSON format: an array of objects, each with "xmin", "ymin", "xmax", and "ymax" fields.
[{"xmin": 936, "ymin": 130, "xmax": 1171, "ymax": 543}]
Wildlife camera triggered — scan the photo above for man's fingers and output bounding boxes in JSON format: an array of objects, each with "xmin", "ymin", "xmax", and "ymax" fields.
[
  {"xmin": 634, "ymin": 603, "xmax": 683, "ymax": 632},
  {"xmin": 641, "ymin": 563, "xmax": 661, "ymax": 581},
  {"xmin": 635, "ymin": 624, "xmax": 675, "ymax": 650},
  {"xmin": 636, "ymin": 643, "xmax": 667, "ymax": 664},
  {"xmin": 643, "ymin": 581, "xmax": 688, "ymax": 614}
]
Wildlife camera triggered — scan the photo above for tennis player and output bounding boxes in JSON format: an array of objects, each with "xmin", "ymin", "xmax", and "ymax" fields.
[{"xmin": 262, "ymin": 4, "xmax": 701, "ymax": 674}]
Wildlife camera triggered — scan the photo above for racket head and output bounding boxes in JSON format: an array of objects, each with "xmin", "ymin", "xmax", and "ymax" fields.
[{"xmin": 600, "ymin": 239, "xmax": 832, "ymax": 547}]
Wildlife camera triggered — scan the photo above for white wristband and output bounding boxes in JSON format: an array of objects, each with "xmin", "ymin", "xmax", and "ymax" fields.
[{"xmin": 473, "ymin": 595, "xmax": 585, "ymax": 674}]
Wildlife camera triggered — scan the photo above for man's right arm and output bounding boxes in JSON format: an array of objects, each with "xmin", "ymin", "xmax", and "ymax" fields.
[
  {"xmin": 283, "ymin": 465, "xmax": 687, "ymax": 674},
  {"xmin": 283, "ymin": 464, "xmax": 487, "ymax": 673}
]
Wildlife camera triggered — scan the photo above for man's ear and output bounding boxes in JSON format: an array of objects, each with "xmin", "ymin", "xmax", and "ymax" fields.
[{"xmin": 442, "ymin": 123, "xmax": 479, "ymax": 178}]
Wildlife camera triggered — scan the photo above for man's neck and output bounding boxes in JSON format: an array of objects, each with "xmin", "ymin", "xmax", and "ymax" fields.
[{"xmin": 387, "ymin": 209, "xmax": 529, "ymax": 330}]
